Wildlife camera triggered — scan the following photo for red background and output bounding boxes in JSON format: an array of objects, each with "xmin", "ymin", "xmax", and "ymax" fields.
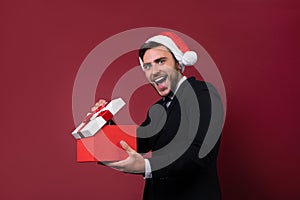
[{"xmin": 1, "ymin": 0, "xmax": 299, "ymax": 199}]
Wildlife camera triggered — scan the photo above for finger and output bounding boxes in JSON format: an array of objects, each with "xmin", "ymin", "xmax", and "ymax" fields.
[
  {"xmin": 97, "ymin": 161, "xmax": 107, "ymax": 166},
  {"xmin": 105, "ymin": 160, "xmax": 126, "ymax": 170},
  {"xmin": 100, "ymin": 161, "xmax": 116, "ymax": 165},
  {"xmin": 96, "ymin": 99, "xmax": 107, "ymax": 106},
  {"xmin": 91, "ymin": 99, "xmax": 107, "ymax": 112},
  {"xmin": 106, "ymin": 160, "xmax": 122, "ymax": 166},
  {"xmin": 120, "ymin": 140, "xmax": 134, "ymax": 155}
]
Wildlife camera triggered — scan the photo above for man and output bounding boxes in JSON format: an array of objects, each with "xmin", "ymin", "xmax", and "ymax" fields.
[{"xmin": 93, "ymin": 32, "xmax": 224, "ymax": 200}]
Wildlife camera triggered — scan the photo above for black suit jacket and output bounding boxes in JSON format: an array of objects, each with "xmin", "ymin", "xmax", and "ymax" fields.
[{"xmin": 137, "ymin": 77, "xmax": 224, "ymax": 200}]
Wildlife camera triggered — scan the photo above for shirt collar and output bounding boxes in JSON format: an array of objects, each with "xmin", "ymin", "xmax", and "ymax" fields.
[{"xmin": 165, "ymin": 76, "xmax": 187, "ymax": 100}]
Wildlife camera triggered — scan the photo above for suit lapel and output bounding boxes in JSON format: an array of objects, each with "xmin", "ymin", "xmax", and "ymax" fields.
[{"xmin": 166, "ymin": 78, "xmax": 188, "ymax": 116}]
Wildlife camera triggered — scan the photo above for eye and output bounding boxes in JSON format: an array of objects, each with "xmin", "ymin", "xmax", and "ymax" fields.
[
  {"xmin": 158, "ymin": 59, "xmax": 166, "ymax": 65},
  {"xmin": 143, "ymin": 63, "xmax": 152, "ymax": 70}
]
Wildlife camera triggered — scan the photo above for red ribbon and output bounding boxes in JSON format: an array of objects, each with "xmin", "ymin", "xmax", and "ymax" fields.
[
  {"xmin": 78, "ymin": 101, "xmax": 113, "ymax": 135},
  {"xmin": 97, "ymin": 110, "xmax": 113, "ymax": 122},
  {"xmin": 82, "ymin": 101, "xmax": 109, "ymax": 123}
]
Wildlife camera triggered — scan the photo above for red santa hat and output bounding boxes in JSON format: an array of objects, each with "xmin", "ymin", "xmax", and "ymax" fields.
[{"xmin": 139, "ymin": 32, "xmax": 198, "ymax": 72}]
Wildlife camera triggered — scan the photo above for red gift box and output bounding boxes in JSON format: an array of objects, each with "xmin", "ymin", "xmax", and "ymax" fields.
[{"xmin": 77, "ymin": 125, "xmax": 137, "ymax": 162}]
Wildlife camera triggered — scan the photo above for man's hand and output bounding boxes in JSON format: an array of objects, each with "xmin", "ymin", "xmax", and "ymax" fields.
[
  {"xmin": 91, "ymin": 99, "xmax": 107, "ymax": 112},
  {"xmin": 93, "ymin": 100, "xmax": 145, "ymax": 173},
  {"xmin": 104, "ymin": 141, "xmax": 145, "ymax": 173}
]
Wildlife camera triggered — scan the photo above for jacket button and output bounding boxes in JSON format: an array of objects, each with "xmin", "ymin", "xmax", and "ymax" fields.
[{"xmin": 159, "ymin": 177, "xmax": 168, "ymax": 181}]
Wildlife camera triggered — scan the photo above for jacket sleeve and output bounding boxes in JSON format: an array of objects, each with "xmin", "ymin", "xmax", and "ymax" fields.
[{"xmin": 136, "ymin": 101, "xmax": 167, "ymax": 154}]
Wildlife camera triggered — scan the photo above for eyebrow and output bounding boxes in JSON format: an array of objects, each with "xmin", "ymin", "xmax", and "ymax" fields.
[{"xmin": 143, "ymin": 57, "xmax": 168, "ymax": 65}]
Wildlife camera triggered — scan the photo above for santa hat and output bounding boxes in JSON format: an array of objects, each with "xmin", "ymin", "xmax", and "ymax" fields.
[{"xmin": 139, "ymin": 32, "xmax": 198, "ymax": 72}]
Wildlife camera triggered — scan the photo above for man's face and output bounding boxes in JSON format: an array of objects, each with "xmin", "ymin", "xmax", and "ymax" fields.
[{"xmin": 142, "ymin": 46, "xmax": 182, "ymax": 97}]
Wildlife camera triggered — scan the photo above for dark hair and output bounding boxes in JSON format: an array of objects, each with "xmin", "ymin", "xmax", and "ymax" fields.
[{"xmin": 138, "ymin": 41, "xmax": 178, "ymax": 63}]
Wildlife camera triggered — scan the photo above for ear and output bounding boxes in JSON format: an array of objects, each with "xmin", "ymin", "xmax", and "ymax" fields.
[{"xmin": 176, "ymin": 62, "xmax": 181, "ymax": 71}]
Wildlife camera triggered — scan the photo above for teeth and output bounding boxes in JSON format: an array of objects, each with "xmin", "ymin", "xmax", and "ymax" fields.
[{"xmin": 154, "ymin": 77, "xmax": 165, "ymax": 83}]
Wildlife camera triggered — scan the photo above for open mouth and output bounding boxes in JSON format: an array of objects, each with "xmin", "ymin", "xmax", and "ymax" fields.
[{"xmin": 153, "ymin": 75, "xmax": 167, "ymax": 86}]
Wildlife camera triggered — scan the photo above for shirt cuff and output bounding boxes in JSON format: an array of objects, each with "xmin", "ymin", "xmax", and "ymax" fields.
[{"xmin": 144, "ymin": 159, "xmax": 152, "ymax": 179}]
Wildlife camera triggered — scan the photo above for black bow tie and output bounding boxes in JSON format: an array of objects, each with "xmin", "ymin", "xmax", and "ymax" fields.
[{"xmin": 162, "ymin": 96, "xmax": 172, "ymax": 109}]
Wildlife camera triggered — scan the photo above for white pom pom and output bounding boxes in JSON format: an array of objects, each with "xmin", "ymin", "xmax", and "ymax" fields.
[{"xmin": 182, "ymin": 51, "xmax": 197, "ymax": 66}]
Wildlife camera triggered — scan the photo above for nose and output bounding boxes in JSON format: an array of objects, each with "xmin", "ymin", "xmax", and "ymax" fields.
[{"xmin": 151, "ymin": 62, "xmax": 160, "ymax": 75}]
